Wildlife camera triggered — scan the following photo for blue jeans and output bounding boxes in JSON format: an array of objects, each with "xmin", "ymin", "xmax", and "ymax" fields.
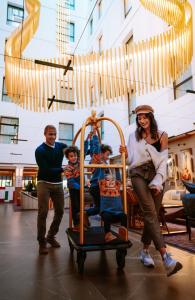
[{"xmin": 86, "ymin": 185, "xmax": 100, "ymax": 216}]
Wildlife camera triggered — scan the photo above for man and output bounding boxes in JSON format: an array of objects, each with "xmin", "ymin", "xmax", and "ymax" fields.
[{"xmin": 35, "ymin": 125, "xmax": 67, "ymax": 255}]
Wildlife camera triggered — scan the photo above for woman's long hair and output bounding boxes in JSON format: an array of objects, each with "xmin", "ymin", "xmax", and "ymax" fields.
[{"xmin": 135, "ymin": 112, "xmax": 158, "ymax": 141}]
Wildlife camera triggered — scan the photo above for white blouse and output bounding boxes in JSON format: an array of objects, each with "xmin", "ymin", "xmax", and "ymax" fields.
[{"xmin": 126, "ymin": 131, "xmax": 168, "ymax": 190}]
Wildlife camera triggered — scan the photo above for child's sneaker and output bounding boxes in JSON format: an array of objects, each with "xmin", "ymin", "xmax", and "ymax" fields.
[
  {"xmin": 163, "ymin": 252, "xmax": 183, "ymax": 277},
  {"xmin": 140, "ymin": 249, "xmax": 155, "ymax": 268},
  {"xmin": 118, "ymin": 226, "xmax": 128, "ymax": 240},
  {"xmin": 105, "ymin": 232, "xmax": 117, "ymax": 242}
]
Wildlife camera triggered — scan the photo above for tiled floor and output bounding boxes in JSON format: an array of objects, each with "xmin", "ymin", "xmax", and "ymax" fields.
[{"xmin": 0, "ymin": 204, "xmax": 195, "ymax": 300}]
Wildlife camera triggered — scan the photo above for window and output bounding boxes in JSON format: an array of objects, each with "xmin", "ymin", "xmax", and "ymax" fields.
[
  {"xmin": 173, "ymin": 66, "xmax": 193, "ymax": 100},
  {"xmin": 65, "ymin": 87, "xmax": 73, "ymax": 102},
  {"xmin": 2, "ymin": 77, "xmax": 11, "ymax": 102},
  {"xmin": 98, "ymin": 35, "xmax": 102, "ymax": 54},
  {"xmin": 124, "ymin": 0, "xmax": 132, "ymax": 18},
  {"xmin": 0, "ymin": 116, "xmax": 19, "ymax": 144},
  {"xmin": 59, "ymin": 123, "xmax": 74, "ymax": 145},
  {"xmin": 98, "ymin": 0, "xmax": 102, "ymax": 19},
  {"xmin": 125, "ymin": 34, "xmax": 133, "ymax": 70},
  {"xmin": 90, "ymin": 18, "xmax": 93, "ymax": 35},
  {"xmin": 7, "ymin": 3, "xmax": 24, "ymax": 27},
  {"xmin": 0, "ymin": 176, "xmax": 12, "ymax": 187},
  {"xmin": 98, "ymin": 112, "xmax": 104, "ymax": 140},
  {"xmin": 68, "ymin": 22, "xmax": 75, "ymax": 42},
  {"xmin": 127, "ymin": 93, "xmax": 136, "ymax": 125},
  {"xmin": 66, "ymin": 0, "xmax": 75, "ymax": 10}
]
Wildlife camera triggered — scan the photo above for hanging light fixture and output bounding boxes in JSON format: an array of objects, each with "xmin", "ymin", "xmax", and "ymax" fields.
[{"xmin": 4, "ymin": 0, "xmax": 193, "ymax": 112}]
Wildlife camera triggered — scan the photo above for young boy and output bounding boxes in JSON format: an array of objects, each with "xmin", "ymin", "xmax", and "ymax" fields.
[
  {"xmin": 86, "ymin": 129, "xmax": 113, "ymax": 218},
  {"xmin": 87, "ymin": 128, "xmax": 128, "ymax": 242},
  {"xmin": 64, "ymin": 143, "xmax": 89, "ymax": 231},
  {"xmin": 99, "ymin": 169, "xmax": 128, "ymax": 242}
]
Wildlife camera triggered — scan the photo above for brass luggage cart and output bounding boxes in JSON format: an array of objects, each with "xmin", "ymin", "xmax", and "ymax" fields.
[{"xmin": 66, "ymin": 112, "xmax": 132, "ymax": 273}]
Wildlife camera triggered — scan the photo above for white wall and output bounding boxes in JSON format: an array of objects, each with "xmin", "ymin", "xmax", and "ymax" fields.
[{"xmin": 0, "ymin": 0, "xmax": 88, "ymax": 168}]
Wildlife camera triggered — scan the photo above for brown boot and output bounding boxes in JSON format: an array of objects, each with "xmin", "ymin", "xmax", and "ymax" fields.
[
  {"xmin": 105, "ymin": 232, "xmax": 117, "ymax": 242},
  {"xmin": 39, "ymin": 243, "xmax": 48, "ymax": 255},
  {"xmin": 84, "ymin": 212, "xmax": 90, "ymax": 227},
  {"xmin": 46, "ymin": 236, "xmax": 61, "ymax": 248},
  {"xmin": 118, "ymin": 226, "xmax": 128, "ymax": 240}
]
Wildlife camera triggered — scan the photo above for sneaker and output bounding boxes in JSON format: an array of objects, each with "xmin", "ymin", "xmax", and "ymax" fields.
[
  {"xmin": 39, "ymin": 243, "xmax": 48, "ymax": 255},
  {"xmin": 118, "ymin": 226, "xmax": 128, "ymax": 240},
  {"xmin": 163, "ymin": 252, "xmax": 183, "ymax": 277},
  {"xmin": 140, "ymin": 249, "xmax": 155, "ymax": 268},
  {"xmin": 46, "ymin": 236, "xmax": 61, "ymax": 248}
]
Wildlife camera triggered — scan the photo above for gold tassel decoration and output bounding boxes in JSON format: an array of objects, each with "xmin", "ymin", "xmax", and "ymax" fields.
[{"xmin": 4, "ymin": 0, "xmax": 193, "ymax": 111}]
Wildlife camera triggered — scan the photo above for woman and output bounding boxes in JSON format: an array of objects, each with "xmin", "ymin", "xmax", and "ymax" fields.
[{"xmin": 120, "ymin": 105, "xmax": 182, "ymax": 277}]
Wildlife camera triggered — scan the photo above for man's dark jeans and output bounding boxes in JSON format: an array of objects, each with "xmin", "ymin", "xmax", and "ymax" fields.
[{"xmin": 37, "ymin": 182, "xmax": 64, "ymax": 244}]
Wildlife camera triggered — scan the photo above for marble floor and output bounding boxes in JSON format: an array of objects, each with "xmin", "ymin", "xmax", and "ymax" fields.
[{"xmin": 0, "ymin": 204, "xmax": 195, "ymax": 300}]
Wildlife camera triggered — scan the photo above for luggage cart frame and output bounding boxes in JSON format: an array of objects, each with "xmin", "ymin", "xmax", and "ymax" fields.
[{"xmin": 66, "ymin": 111, "xmax": 132, "ymax": 273}]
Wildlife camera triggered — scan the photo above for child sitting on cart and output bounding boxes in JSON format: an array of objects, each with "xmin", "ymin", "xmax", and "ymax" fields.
[
  {"xmin": 64, "ymin": 141, "xmax": 90, "ymax": 231},
  {"xmin": 87, "ymin": 127, "xmax": 128, "ymax": 242},
  {"xmin": 99, "ymin": 169, "xmax": 128, "ymax": 242},
  {"xmin": 86, "ymin": 128, "xmax": 113, "ymax": 218}
]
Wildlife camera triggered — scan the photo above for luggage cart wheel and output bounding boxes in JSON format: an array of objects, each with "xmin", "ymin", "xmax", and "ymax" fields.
[
  {"xmin": 68, "ymin": 239, "xmax": 74, "ymax": 254},
  {"xmin": 116, "ymin": 249, "xmax": 127, "ymax": 269},
  {"xmin": 77, "ymin": 251, "xmax": 87, "ymax": 274}
]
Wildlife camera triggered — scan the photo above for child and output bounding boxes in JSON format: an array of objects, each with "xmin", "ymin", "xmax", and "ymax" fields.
[
  {"xmin": 86, "ymin": 128, "xmax": 113, "ymax": 218},
  {"xmin": 64, "ymin": 143, "xmax": 89, "ymax": 231},
  {"xmin": 99, "ymin": 169, "xmax": 128, "ymax": 242}
]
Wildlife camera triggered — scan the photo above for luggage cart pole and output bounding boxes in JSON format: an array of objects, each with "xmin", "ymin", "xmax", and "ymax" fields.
[{"xmin": 79, "ymin": 120, "xmax": 89, "ymax": 244}]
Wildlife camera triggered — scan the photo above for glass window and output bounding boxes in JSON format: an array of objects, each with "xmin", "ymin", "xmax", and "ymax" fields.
[
  {"xmin": 66, "ymin": 0, "xmax": 75, "ymax": 10},
  {"xmin": 124, "ymin": 0, "xmax": 132, "ymax": 18},
  {"xmin": 64, "ymin": 87, "xmax": 73, "ymax": 102},
  {"xmin": 0, "ymin": 176, "xmax": 12, "ymax": 187},
  {"xmin": 98, "ymin": 0, "xmax": 102, "ymax": 19},
  {"xmin": 2, "ymin": 77, "xmax": 11, "ymax": 102},
  {"xmin": 0, "ymin": 116, "xmax": 19, "ymax": 144},
  {"xmin": 90, "ymin": 18, "xmax": 93, "ymax": 35},
  {"xmin": 68, "ymin": 22, "xmax": 75, "ymax": 42},
  {"xmin": 59, "ymin": 123, "xmax": 74, "ymax": 145},
  {"xmin": 7, "ymin": 3, "xmax": 24, "ymax": 27},
  {"xmin": 127, "ymin": 93, "xmax": 136, "ymax": 125},
  {"xmin": 173, "ymin": 66, "xmax": 193, "ymax": 100},
  {"xmin": 125, "ymin": 35, "xmax": 136, "ymax": 125},
  {"xmin": 98, "ymin": 112, "xmax": 104, "ymax": 140},
  {"xmin": 98, "ymin": 35, "xmax": 102, "ymax": 54}
]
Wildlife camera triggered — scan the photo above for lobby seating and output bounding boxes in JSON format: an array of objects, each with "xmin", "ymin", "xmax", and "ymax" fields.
[{"xmin": 182, "ymin": 181, "xmax": 195, "ymax": 240}]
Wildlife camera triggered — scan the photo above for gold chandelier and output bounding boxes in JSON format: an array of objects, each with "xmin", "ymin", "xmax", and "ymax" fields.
[{"xmin": 4, "ymin": 0, "xmax": 193, "ymax": 112}]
